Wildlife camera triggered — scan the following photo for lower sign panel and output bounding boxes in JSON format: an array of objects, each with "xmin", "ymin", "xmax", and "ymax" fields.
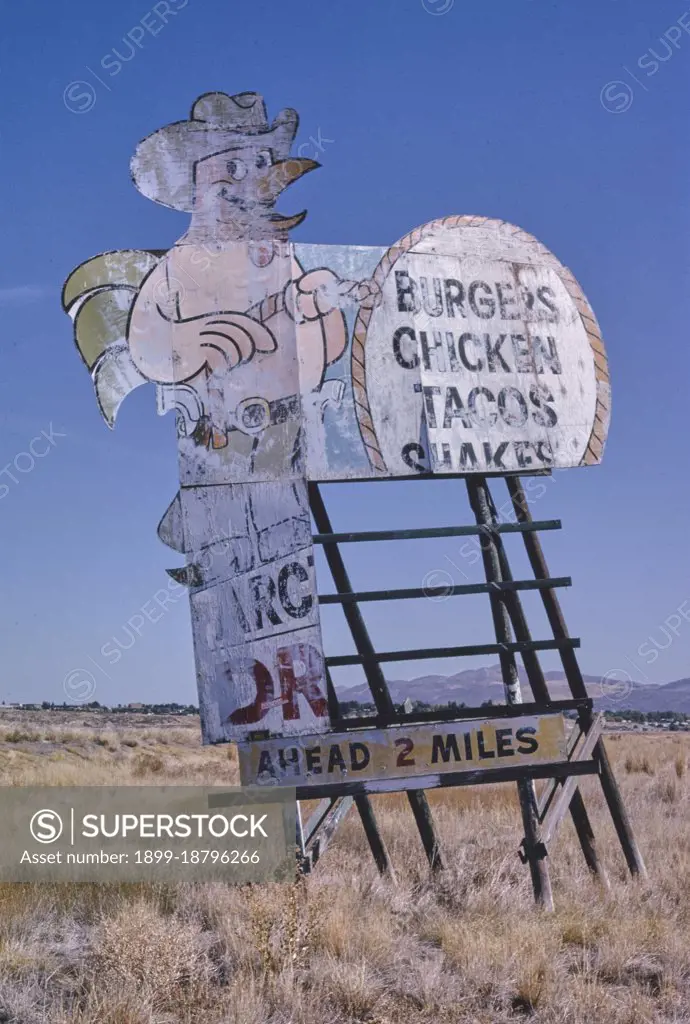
[{"xmin": 238, "ymin": 714, "xmax": 567, "ymax": 789}]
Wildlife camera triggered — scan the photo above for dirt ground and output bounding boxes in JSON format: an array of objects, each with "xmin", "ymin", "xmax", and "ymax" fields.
[{"xmin": 0, "ymin": 711, "xmax": 687, "ymax": 1023}]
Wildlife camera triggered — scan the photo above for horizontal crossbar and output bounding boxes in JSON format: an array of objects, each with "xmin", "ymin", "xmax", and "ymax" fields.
[
  {"xmin": 295, "ymin": 758, "xmax": 599, "ymax": 801},
  {"xmin": 316, "ymin": 469, "xmax": 553, "ymax": 484},
  {"xmin": 330, "ymin": 697, "xmax": 593, "ymax": 731},
  {"xmin": 326, "ymin": 638, "xmax": 580, "ymax": 667},
  {"xmin": 313, "ymin": 520, "xmax": 561, "ymax": 544},
  {"xmin": 318, "ymin": 577, "xmax": 572, "ymax": 605}
]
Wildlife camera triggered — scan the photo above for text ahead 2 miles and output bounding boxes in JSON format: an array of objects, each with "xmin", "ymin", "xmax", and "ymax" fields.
[{"xmin": 238, "ymin": 714, "xmax": 567, "ymax": 790}]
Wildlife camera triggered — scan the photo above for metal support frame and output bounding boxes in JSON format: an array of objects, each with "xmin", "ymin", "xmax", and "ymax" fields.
[
  {"xmin": 298, "ymin": 473, "xmax": 645, "ymax": 903},
  {"xmin": 481, "ymin": 483, "xmax": 610, "ymax": 889},
  {"xmin": 465, "ymin": 476, "xmax": 553, "ymax": 909},
  {"xmin": 301, "ymin": 796, "xmax": 356, "ymax": 872},
  {"xmin": 505, "ymin": 476, "xmax": 646, "ymax": 879},
  {"xmin": 308, "ymin": 481, "xmax": 440, "ymax": 873}
]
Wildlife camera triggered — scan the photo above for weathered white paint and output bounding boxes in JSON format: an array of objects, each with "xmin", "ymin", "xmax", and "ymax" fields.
[
  {"xmin": 363, "ymin": 774, "xmax": 442, "ymax": 794},
  {"xmin": 199, "ymin": 622, "xmax": 330, "ymax": 744},
  {"xmin": 301, "ymin": 219, "xmax": 609, "ymax": 479},
  {"xmin": 238, "ymin": 714, "xmax": 568, "ymax": 787},
  {"xmin": 63, "ymin": 93, "xmax": 610, "ymax": 749},
  {"xmin": 156, "ymin": 478, "xmax": 329, "ymax": 742},
  {"xmin": 164, "ymin": 481, "xmax": 311, "ymax": 578},
  {"xmin": 364, "ymin": 256, "xmax": 593, "ymax": 475}
]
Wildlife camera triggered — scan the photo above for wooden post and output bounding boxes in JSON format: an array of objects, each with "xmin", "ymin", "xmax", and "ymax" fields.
[
  {"xmin": 484, "ymin": 484, "xmax": 610, "ymax": 888},
  {"xmin": 354, "ymin": 796, "xmax": 397, "ymax": 881},
  {"xmin": 295, "ymin": 802, "xmax": 307, "ymax": 873},
  {"xmin": 309, "ymin": 482, "xmax": 444, "ymax": 873},
  {"xmin": 308, "ymin": 487, "xmax": 403, "ymax": 877},
  {"xmin": 303, "ymin": 797, "xmax": 356, "ymax": 871},
  {"xmin": 539, "ymin": 714, "xmax": 610, "ymax": 886},
  {"xmin": 466, "ymin": 476, "xmax": 554, "ymax": 910},
  {"xmin": 505, "ymin": 476, "xmax": 646, "ymax": 879},
  {"xmin": 324, "ymin": 667, "xmax": 341, "ymax": 723},
  {"xmin": 567, "ymin": 789, "xmax": 607, "ymax": 881},
  {"xmin": 328, "ymin": 666, "xmax": 396, "ymax": 881}
]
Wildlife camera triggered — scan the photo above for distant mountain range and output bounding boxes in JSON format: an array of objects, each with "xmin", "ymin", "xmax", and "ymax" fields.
[{"xmin": 337, "ymin": 664, "xmax": 690, "ymax": 714}]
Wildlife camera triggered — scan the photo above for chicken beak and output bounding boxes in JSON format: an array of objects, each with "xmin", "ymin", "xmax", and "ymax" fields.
[{"xmin": 257, "ymin": 158, "xmax": 320, "ymax": 203}]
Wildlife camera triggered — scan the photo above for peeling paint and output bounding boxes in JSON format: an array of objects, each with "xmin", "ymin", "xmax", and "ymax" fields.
[{"xmin": 62, "ymin": 91, "xmax": 610, "ymax": 749}]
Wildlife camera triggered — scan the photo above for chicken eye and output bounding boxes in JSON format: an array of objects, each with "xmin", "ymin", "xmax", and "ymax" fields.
[
  {"xmin": 226, "ymin": 159, "xmax": 247, "ymax": 181},
  {"xmin": 255, "ymin": 149, "xmax": 273, "ymax": 170}
]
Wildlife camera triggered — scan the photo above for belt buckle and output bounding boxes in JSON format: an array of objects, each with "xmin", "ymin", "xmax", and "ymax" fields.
[{"xmin": 236, "ymin": 397, "xmax": 271, "ymax": 434}]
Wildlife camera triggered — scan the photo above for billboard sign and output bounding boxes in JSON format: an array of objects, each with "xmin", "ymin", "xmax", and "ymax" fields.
[
  {"xmin": 238, "ymin": 714, "xmax": 568, "ymax": 790},
  {"xmin": 298, "ymin": 222, "xmax": 610, "ymax": 479},
  {"xmin": 63, "ymin": 91, "xmax": 609, "ymax": 743}
]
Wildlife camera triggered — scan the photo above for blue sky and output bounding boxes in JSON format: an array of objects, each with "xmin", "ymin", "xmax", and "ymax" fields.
[{"xmin": 1, "ymin": 0, "xmax": 689, "ymax": 707}]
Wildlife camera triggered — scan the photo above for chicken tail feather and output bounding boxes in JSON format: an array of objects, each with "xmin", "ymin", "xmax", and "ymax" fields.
[
  {"xmin": 93, "ymin": 344, "xmax": 148, "ymax": 428},
  {"xmin": 63, "ymin": 249, "xmax": 164, "ymax": 426}
]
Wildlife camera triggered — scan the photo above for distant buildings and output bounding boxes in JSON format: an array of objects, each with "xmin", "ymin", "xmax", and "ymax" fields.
[{"xmin": 0, "ymin": 701, "xmax": 198, "ymax": 716}]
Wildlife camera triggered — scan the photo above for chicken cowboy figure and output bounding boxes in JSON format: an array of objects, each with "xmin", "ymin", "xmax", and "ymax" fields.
[
  {"xmin": 64, "ymin": 90, "xmax": 610, "ymax": 745},
  {"xmin": 63, "ymin": 91, "xmax": 378, "ymax": 742}
]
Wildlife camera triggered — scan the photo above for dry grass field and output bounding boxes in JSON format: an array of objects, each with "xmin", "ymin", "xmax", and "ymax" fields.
[{"xmin": 0, "ymin": 710, "xmax": 688, "ymax": 1024}]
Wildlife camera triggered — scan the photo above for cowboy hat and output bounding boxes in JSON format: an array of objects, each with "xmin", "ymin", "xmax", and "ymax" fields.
[{"xmin": 130, "ymin": 92, "xmax": 300, "ymax": 212}]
